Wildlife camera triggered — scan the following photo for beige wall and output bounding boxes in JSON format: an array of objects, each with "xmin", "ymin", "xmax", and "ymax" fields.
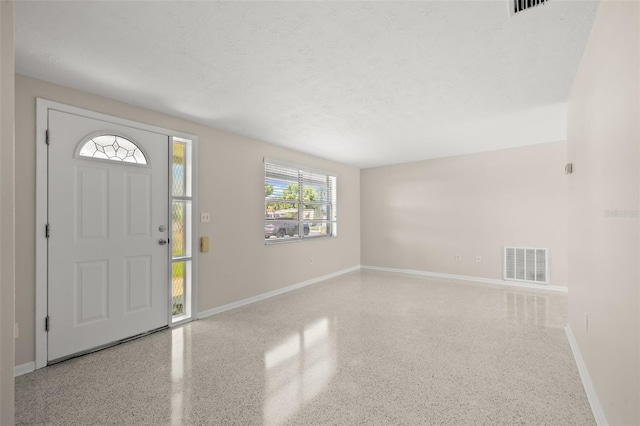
[
  {"xmin": 0, "ymin": 1, "xmax": 15, "ymax": 424},
  {"xmin": 567, "ymin": 1, "xmax": 640, "ymax": 424},
  {"xmin": 14, "ymin": 74, "xmax": 361, "ymax": 367},
  {"xmin": 361, "ymin": 141, "xmax": 568, "ymax": 285}
]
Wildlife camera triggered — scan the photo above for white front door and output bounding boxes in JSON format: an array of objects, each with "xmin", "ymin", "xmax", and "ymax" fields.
[{"xmin": 47, "ymin": 110, "xmax": 169, "ymax": 362}]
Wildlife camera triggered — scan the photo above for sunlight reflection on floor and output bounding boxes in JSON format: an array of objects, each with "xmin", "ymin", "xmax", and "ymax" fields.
[{"xmin": 263, "ymin": 318, "xmax": 335, "ymax": 425}]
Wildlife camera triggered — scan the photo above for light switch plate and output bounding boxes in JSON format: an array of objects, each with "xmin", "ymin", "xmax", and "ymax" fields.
[{"xmin": 200, "ymin": 212, "xmax": 211, "ymax": 222}]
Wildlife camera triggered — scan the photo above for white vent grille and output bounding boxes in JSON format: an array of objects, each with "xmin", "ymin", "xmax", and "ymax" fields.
[
  {"xmin": 504, "ymin": 246, "xmax": 548, "ymax": 284},
  {"xmin": 511, "ymin": 0, "xmax": 548, "ymax": 15}
]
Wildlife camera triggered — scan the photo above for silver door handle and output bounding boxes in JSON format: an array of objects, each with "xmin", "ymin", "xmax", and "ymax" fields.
[{"xmin": 158, "ymin": 239, "xmax": 168, "ymax": 246}]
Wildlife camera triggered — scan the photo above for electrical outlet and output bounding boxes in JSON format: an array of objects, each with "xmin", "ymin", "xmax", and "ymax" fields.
[
  {"xmin": 200, "ymin": 212, "xmax": 211, "ymax": 223},
  {"xmin": 455, "ymin": 254, "xmax": 461, "ymax": 261},
  {"xmin": 475, "ymin": 255, "xmax": 481, "ymax": 262},
  {"xmin": 310, "ymin": 257, "xmax": 314, "ymax": 265}
]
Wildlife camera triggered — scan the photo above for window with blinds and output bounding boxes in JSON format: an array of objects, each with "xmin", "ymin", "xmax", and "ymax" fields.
[{"xmin": 264, "ymin": 159, "xmax": 337, "ymax": 243}]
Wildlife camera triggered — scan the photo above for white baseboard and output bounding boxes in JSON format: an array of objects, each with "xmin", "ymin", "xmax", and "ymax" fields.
[
  {"xmin": 14, "ymin": 361, "xmax": 35, "ymax": 377},
  {"xmin": 565, "ymin": 325, "xmax": 608, "ymax": 426},
  {"xmin": 198, "ymin": 265, "xmax": 361, "ymax": 319},
  {"xmin": 361, "ymin": 265, "xmax": 568, "ymax": 292}
]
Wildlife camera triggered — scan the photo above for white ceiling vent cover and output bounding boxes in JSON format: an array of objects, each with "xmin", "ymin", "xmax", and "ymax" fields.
[
  {"xmin": 511, "ymin": 0, "xmax": 548, "ymax": 16},
  {"xmin": 504, "ymin": 247, "xmax": 548, "ymax": 285}
]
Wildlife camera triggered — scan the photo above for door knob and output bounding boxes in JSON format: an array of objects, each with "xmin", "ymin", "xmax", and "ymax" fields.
[{"xmin": 158, "ymin": 239, "xmax": 168, "ymax": 246}]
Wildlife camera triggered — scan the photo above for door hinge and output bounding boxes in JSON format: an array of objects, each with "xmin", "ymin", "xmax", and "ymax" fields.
[
  {"xmin": 45, "ymin": 223, "xmax": 50, "ymax": 239},
  {"xmin": 45, "ymin": 129, "xmax": 50, "ymax": 145},
  {"xmin": 45, "ymin": 316, "xmax": 50, "ymax": 332},
  {"xmin": 565, "ymin": 163, "xmax": 573, "ymax": 174}
]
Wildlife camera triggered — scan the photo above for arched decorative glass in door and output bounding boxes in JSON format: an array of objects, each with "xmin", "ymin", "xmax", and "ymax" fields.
[{"xmin": 78, "ymin": 134, "xmax": 148, "ymax": 165}]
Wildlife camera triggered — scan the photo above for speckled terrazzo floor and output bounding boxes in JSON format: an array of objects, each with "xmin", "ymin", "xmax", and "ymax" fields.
[{"xmin": 15, "ymin": 270, "xmax": 595, "ymax": 425}]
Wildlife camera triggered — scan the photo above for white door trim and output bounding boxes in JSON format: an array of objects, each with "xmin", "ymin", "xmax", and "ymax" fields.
[{"xmin": 35, "ymin": 98, "xmax": 199, "ymax": 369}]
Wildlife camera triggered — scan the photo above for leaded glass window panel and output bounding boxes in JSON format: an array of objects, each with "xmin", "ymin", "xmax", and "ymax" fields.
[
  {"xmin": 172, "ymin": 141, "xmax": 186, "ymax": 196},
  {"xmin": 78, "ymin": 135, "xmax": 148, "ymax": 164}
]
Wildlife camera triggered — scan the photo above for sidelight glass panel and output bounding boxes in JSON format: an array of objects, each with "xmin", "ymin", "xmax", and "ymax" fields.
[
  {"xmin": 172, "ymin": 201, "xmax": 186, "ymax": 257},
  {"xmin": 172, "ymin": 141, "xmax": 186, "ymax": 196},
  {"xmin": 172, "ymin": 261, "xmax": 185, "ymax": 316},
  {"xmin": 171, "ymin": 137, "xmax": 193, "ymax": 322}
]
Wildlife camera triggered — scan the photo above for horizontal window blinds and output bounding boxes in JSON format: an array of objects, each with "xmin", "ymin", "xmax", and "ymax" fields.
[{"xmin": 264, "ymin": 159, "xmax": 337, "ymax": 242}]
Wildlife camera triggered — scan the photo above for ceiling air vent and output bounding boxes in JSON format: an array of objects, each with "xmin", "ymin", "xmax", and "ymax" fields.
[
  {"xmin": 504, "ymin": 246, "xmax": 548, "ymax": 285},
  {"xmin": 511, "ymin": 0, "xmax": 548, "ymax": 15}
]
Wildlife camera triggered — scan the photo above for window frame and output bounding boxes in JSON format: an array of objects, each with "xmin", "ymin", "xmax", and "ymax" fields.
[
  {"xmin": 264, "ymin": 158, "xmax": 337, "ymax": 244},
  {"xmin": 170, "ymin": 136, "xmax": 195, "ymax": 324}
]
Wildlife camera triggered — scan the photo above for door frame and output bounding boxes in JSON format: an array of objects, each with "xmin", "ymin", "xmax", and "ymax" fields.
[{"xmin": 35, "ymin": 99, "xmax": 199, "ymax": 369}]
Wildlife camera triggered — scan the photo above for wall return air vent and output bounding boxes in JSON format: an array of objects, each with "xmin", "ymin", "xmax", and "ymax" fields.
[
  {"xmin": 504, "ymin": 246, "xmax": 548, "ymax": 285},
  {"xmin": 511, "ymin": 0, "xmax": 548, "ymax": 15}
]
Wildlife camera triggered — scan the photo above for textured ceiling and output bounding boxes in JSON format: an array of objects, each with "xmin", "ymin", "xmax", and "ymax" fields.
[{"xmin": 16, "ymin": 1, "xmax": 599, "ymax": 168}]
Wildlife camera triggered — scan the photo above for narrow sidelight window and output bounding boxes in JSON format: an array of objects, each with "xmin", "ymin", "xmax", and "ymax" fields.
[{"xmin": 171, "ymin": 137, "xmax": 193, "ymax": 320}]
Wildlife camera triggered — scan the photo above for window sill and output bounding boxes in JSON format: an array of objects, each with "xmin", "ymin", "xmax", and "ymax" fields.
[{"xmin": 264, "ymin": 235, "xmax": 336, "ymax": 245}]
